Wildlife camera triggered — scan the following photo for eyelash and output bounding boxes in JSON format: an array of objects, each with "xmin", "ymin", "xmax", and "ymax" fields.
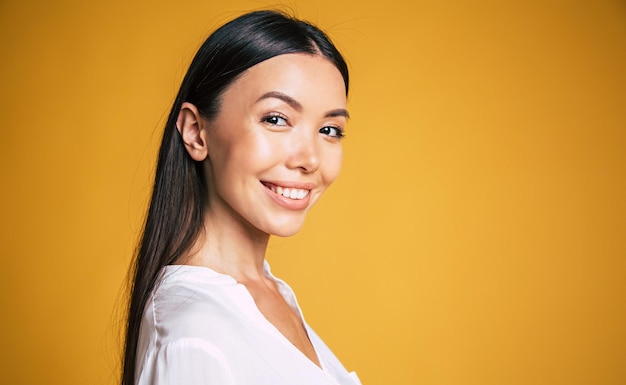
[
  {"xmin": 320, "ymin": 126, "xmax": 345, "ymax": 139},
  {"xmin": 261, "ymin": 113, "xmax": 289, "ymax": 126},
  {"xmin": 261, "ymin": 113, "xmax": 345, "ymax": 139}
]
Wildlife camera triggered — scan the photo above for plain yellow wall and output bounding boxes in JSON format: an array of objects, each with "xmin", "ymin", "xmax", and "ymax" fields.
[{"xmin": 1, "ymin": 0, "xmax": 625, "ymax": 384}]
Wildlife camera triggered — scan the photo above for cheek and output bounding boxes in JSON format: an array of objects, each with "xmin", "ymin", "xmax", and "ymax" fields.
[
  {"xmin": 321, "ymin": 147, "xmax": 343, "ymax": 185},
  {"xmin": 230, "ymin": 134, "xmax": 278, "ymax": 171},
  {"xmin": 215, "ymin": 131, "xmax": 272, "ymax": 169}
]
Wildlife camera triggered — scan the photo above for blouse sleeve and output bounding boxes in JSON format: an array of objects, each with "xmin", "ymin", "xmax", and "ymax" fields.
[{"xmin": 137, "ymin": 337, "xmax": 236, "ymax": 385}]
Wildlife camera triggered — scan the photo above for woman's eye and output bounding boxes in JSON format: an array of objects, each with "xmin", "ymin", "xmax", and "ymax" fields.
[
  {"xmin": 319, "ymin": 126, "xmax": 344, "ymax": 139},
  {"xmin": 262, "ymin": 115, "xmax": 288, "ymax": 126}
]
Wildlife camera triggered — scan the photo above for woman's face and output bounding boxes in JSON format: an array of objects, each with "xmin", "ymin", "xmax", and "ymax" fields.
[{"xmin": 202, "ymin": 53, "xmax": 348, "ymax": 237}]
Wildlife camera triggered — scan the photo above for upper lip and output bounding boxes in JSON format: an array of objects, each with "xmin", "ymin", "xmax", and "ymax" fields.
[{"xmin": 261, "ymin": 180, "xmax": 316, "ymax": 190}]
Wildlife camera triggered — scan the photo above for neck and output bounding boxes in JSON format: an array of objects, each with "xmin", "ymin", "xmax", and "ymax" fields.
[{"xmin": 177, "ymin": 207, "xmax": 270, "ymax": 283}]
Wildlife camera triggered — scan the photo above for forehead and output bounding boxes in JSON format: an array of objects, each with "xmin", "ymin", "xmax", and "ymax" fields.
[{"xmin": 222, "ymin": 53, "xmax": 347, "ymax": 110}]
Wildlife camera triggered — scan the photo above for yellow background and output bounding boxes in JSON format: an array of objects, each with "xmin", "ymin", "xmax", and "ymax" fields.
[{"xmin": 1, "ymin": 0, "xmax": 625, "ymax": 384}]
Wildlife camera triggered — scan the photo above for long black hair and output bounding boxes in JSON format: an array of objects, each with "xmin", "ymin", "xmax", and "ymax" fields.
[{"xmin": 122, "ymin": 10, "xmax": 349, "ymax": 385}]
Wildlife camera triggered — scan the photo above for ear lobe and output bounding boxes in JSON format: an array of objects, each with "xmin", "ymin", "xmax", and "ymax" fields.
[{"xmin": 176, "ymin": 102, "xmax": 209, "ymax": 161}]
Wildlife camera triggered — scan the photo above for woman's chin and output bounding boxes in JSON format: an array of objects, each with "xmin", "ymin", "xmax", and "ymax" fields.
[{"xmin": 265, "ymin": 219, "xmax": 307, "ymax": 238}]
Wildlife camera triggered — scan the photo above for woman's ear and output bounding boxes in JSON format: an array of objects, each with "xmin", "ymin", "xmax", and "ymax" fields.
[{"xmin": 176, "ymin": 102, "xmax": 209, "ymax": 161}]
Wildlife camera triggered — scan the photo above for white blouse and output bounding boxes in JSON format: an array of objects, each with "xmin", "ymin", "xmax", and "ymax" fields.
[{"xmin": 135, "ymin": 263, "xmax": 361, "ymax": 385}]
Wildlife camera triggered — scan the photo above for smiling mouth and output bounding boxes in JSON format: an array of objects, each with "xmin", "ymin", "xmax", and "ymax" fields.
[{"xmin": 262, "ymin": 182, "xmax": 310, "ymax": 200}]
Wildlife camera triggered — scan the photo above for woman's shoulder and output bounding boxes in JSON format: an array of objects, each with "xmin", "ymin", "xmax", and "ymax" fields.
[
  {"xmin": 143, "ymin": 265, "xmax": 255, "ymax": 342},
  {"xmin": 154, "ymin": 265, "xmax": 238, "ymax": 309},
  {"xmin": 160, "ymin": 264, "xmax": 237, "ymax": 287}
]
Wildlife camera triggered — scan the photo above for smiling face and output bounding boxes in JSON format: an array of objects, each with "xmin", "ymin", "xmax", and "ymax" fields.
[{"xmin": 197, "ymin": 53, "xmax": 348, "ymax": 238}]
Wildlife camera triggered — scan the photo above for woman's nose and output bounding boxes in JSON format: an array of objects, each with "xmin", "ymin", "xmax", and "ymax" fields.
[{"xmin": 286, "ymin": 130, "xmax": 320, "ymax": 173}]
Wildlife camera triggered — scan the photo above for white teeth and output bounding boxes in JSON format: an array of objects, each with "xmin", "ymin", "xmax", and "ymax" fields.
[{"xmin": 266, "ymin": 184, "xmax": 310, "ymax": 200}]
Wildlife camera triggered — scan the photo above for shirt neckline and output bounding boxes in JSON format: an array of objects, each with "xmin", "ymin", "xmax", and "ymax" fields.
[{"xmin": 161, "ymin": 262, "xmax": 333, "ymax": 376}]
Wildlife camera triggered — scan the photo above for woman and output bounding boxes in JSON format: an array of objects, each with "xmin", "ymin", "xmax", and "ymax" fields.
[{"xmin": 122, "ymin": 10, "xmax": 360, "ymax": 385}]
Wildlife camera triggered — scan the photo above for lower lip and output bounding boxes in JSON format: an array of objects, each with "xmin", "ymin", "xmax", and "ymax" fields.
[{"xmin": 263, "ymin": 185, "xmax": 311, "ymax": 210}]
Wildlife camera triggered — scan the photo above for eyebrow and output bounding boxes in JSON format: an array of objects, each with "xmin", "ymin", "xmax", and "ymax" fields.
[{"xmin": 256, "ymin": 91, "xmax": 350, "ymax": 119}]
